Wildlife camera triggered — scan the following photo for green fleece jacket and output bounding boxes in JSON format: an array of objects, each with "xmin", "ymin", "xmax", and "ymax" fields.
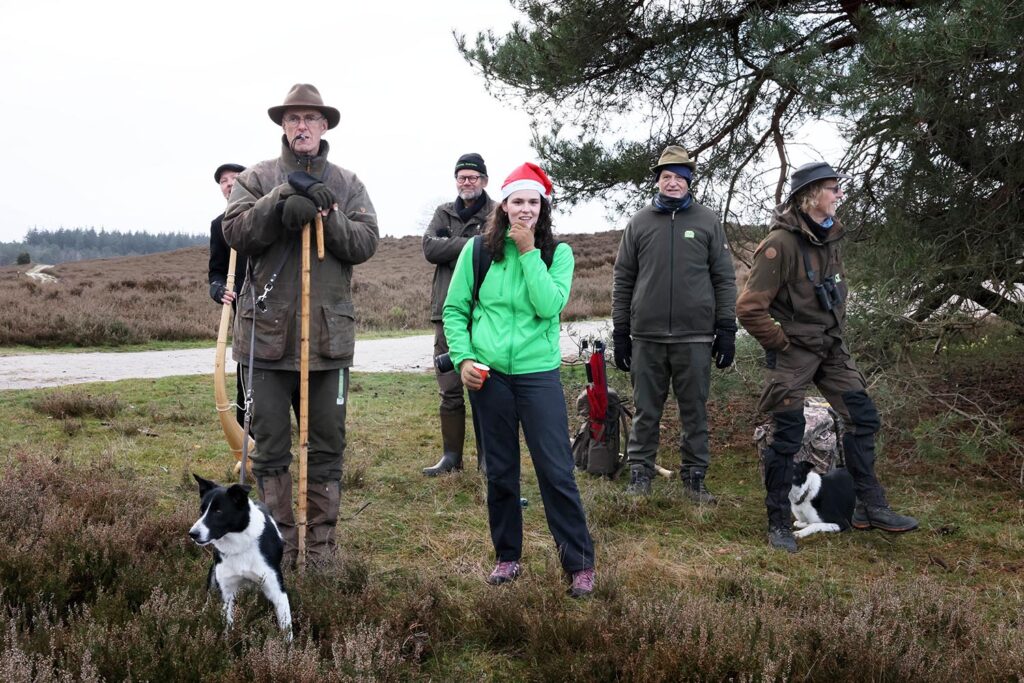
[{"xmin": 443, "ymin": 237, "xmax": 573, "ymax": 375}]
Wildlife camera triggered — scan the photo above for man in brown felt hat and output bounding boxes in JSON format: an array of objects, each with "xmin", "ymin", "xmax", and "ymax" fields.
[{"xmin": 222, "ymin": 83, "xmax": 379, "ymax": 567}]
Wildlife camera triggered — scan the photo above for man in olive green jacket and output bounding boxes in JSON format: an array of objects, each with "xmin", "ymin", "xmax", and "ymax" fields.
[
  {"xmin": 421, "ymin": 153, "xmax": 495, "ymax": 477},
  {"xmin": 223, "ymin": 84, "xmax": 379, "ymax": 566},
  {"xmin": 613, "ymin": 145, "xmax": 737, "ymax": 502},
  {"xmin": 737, "ymin": 161, "xmax": 916, "ymax": 553}
]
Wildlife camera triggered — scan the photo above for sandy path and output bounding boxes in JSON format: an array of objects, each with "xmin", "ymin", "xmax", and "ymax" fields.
[{"xmin": 0, "ymin": 320, "xmax": 611, "ymax": 390}]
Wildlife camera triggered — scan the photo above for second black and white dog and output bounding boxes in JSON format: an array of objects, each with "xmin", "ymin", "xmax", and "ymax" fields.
[
  {"xmin": 188, "ymin": 474, "xmax": 292, "ymax": 639},
  {"xmin": 790, "ymin": 460, "xmax": 855, "ymax": 539}
]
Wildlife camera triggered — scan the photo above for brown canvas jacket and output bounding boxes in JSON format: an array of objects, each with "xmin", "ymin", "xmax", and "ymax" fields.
[
  {"xmin": 422, "ymin": 195, "xmax": 496, "ymax": 322},
  {"xmin": 222, "ymin": 138, "xmax": 379, "ymax": 371},
  {"xmin": 736, "ymin": 204, "xmax": 848, "ymax": 354},
  {"xmin": 612, "ymin": 201, "xmax": 736, "ymax": 341}
]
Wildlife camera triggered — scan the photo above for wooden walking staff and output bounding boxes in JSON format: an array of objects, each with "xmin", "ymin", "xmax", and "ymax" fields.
[
  {"xmin": 213, "ymin": 249, "xmax": 255, "ymax": 475},
  {"xmin": 297, "ymin": 214, "xmax": 325, "ymax": 568}
]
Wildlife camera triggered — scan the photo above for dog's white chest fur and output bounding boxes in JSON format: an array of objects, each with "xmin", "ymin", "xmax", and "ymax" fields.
[
  {"xmin": 213, "ymin": 507, "xmax": 273, "ymax": 582},
  {"xmin": 787, "ymin": 464, "xmax": 855, "ymax": 540},
  {"xmin": 790, "ymin": 473, "xmax": 824, "ymax": 525}
]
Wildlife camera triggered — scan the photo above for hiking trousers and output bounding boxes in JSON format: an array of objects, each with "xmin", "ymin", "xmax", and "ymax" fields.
[
  {"xmin": 759, "ymin": 340, "xmax": 887, "ymax": 508},
  {"xmin": 626, "ymin": 340, "xmax": 712, "ymax": 477},
  {"xmin": 245, "ymin": 366, "xmax": 349, "ymax": 483},
  {"xmin": 470, "ymin": 368, "xmax": 594, "ymax": 573}
]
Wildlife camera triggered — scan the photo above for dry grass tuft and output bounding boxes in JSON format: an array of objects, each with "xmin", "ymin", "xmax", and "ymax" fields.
[{"xmin": 32, "ymin": 390, "xmax": 121, "ymax": 420}]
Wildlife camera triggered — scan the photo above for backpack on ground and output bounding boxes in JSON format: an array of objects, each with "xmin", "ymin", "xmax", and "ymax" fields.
[
  {"xmin": 754, "ymin": 396, "xmax": 844, "ymax": 476},
  {"xmin": 571, "ymin": 387, "xmax": 630, "ymax": 478}
]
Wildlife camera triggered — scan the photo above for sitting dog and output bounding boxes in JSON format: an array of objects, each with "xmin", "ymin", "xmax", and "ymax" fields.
[
  {"xmin": 790, "ymin": 461, "xmax": 855, "ymax": 539},
  {"xmin": 188, "ymin": 474, "xmax": 292, "ymax": 639}
]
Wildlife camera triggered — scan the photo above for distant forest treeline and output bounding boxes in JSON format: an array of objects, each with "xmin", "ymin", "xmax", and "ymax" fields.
[{"xmin": 1, "ymin": 228, "xmax": 206, "ymax": 265}]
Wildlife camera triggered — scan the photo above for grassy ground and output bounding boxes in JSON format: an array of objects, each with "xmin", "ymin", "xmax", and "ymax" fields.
[{"xmin": 1, "ymin": 336, "xmax": 1022, "ymax": 680}]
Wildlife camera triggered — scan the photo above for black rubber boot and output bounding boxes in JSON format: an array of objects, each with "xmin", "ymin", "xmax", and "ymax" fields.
[{"xmin": 423, "ymin": 408, "xmax": 465, "ymax": 476}]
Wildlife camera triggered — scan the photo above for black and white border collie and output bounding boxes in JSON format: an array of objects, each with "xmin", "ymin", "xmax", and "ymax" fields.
[
  {"xmin": 188, "ymin": 474, "xmax": 292, "ymax": 639},
  {"xmin": 790, "ymin": 461, "xmax": 855, "ymax": 539}
]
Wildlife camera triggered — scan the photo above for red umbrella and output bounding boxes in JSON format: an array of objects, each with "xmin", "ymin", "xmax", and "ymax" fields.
[{"xmin": 584, "ymin": 341, "xmax": 609, "ymax": 441}]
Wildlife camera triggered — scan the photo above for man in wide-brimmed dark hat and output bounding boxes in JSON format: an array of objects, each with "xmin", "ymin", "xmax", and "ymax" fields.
[
  {"xmin": 738, "ymin": 161, "xmax": 917, "ymax": 553},
  {"xmin": 612, "ymin": 145, "xmax": 737, "ymax": 502},
  {"xmin": 421, "ymin": 153, "xmax": 495, "ymax": 477},
  {"xmin": 222, "ymin": 83, "xmax": 379, "ymax": 567}
]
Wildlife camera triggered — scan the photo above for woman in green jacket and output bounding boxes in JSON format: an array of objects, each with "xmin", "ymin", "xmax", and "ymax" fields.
[{"xmin": 443, "ymin": 163, "xmax": 595, "ymax": 598}]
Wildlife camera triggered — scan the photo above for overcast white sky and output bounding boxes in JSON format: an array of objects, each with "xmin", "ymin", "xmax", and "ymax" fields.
[
  {"xmin": 0, "ymin": 0, "xmax": 840, "ymax": 245},
  {"xmin": 0, "ymin": 0, "xmax": 613, "ymax": 243}
]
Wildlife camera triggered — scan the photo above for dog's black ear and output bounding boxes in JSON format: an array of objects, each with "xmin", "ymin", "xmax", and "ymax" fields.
[
  {"xmin": 194, "ymin": 474, "xmax": 217, "ymax": 495},
  {"xmin": 227, "ymin": 484, "xmax": 252, "ymax": 505}
]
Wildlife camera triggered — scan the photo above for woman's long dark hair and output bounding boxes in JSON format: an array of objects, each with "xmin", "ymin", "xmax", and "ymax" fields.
[{"xmin": 482, "ymin": 196, "xmax": 555, "ymax": 263}]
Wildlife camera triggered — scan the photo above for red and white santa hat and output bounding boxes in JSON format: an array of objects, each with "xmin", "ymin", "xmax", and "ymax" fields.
[{"xmin": 500, "ymin": 162, "xmax": 554, "ymax": 201}]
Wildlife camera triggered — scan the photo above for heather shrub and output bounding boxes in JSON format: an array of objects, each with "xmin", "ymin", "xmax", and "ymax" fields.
[{"xmin": 32, "ymin": 390, "xmax": 121, "ymax": 420}]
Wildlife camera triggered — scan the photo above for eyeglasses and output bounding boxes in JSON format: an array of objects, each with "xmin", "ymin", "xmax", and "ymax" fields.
[
  {"xmin": 823, "ymin": 185, "xmax": 842, "ymax": 193},
  {"xmin": 456, "ymin": 174, "xmax": 484, "ymax": 184},
  {"xmin": 282, "ymin": 113, "xmax": 325, "ymax": 127}
]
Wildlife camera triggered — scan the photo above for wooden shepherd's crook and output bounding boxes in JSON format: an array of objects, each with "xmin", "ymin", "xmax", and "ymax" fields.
[
  {"xmin": 214, "ymin": 248, "xmax": 255, "ymax": 476},
  {"xmin": 296, "ymin": 219, "xmax": 313, "ymax": 568}
]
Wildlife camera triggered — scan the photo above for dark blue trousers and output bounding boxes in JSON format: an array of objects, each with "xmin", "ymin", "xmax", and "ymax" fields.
[{"xmin": 470, "ymin": 369, "xmax": 594, "ymax": 573}]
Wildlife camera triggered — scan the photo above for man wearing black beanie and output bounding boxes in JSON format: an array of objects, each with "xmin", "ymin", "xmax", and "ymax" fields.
[{"xmin": 421, "ymin": 153, "xmax": 496, "ymax": 476}]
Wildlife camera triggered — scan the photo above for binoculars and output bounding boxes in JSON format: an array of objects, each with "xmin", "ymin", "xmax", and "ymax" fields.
[
  {"xmin": 815, "ymin": 278, "xmax": 845, "ymax": 312},
  {"xmin": 434, "ymin": 352, "xmax": 455, "ymax": 374}
]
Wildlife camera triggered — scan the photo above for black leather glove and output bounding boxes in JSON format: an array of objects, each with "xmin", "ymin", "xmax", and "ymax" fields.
[
  {"xmin": 711, "ymin": 319, "xmax": 737, "ymax": 369},
  {"xmin": 280, "ymin": 195, "xmax": 319, "ymax": 232},
  {"xmin": 435, "ymin": 226, "xmax": 451, "ymax": 238},
  {"xmin": 209, "ymin": 282, "xmax": 226, "ymax": 303},
  {"xmin": 613, "ymin": 328, "xmax": 632, "ymax": 372},
  {"xmin": 287, "ymin": 171, "xmax": 335, "ymax": 211}
]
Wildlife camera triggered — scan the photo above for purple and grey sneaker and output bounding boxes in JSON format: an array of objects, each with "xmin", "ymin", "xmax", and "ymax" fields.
[
  {"xmin": 487, "ymin": 561, "xmax": 522, "ymax": 585},
  {"xmin": 568, "ymin": 567, "xmax": 595, "ymax": 598}
]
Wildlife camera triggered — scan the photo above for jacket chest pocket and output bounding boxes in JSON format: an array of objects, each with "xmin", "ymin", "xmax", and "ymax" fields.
[
  {"xmin": 235, "ymin": 297, "xmax": 287, "ymax": 361},
  {"xmin": 320, "ymin": 301, "xmax": 356, "ymax": 360}
]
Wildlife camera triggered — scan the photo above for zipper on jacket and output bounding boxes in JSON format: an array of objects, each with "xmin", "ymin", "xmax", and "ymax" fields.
[
  {"xmin": 507, "ymin": 253, "xmax": 516, "ymax": 374},
  {"xmin": 669, "ymin": 210, "xmax": 676, "ymax": 333}
]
